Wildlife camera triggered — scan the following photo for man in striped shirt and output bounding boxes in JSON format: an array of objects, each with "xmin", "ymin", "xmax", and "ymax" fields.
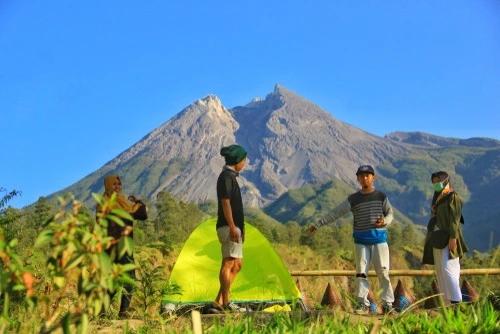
[{"xmin": 308, "ymin": 165, "xmax": 395, "ymax": 314}]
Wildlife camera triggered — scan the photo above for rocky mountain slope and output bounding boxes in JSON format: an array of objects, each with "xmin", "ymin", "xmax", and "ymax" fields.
[
  {"xmin": 50, "ymin": 84, "xmax": 499, "ymax": 251},
  {"xmin": 61, "ymin": 84, "xmax": 419, "ymax": 207}
]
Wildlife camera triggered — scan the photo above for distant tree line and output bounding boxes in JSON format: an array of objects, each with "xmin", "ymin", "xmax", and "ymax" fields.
[{"xmin": 2, "ymin": 188, "xmax": 498, "ymax": 304}]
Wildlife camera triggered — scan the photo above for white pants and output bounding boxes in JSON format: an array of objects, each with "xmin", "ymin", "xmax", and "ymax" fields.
[
  {"xmin": 433, "ymin": 245, "xmax": 461, "ymax": 302},
  {"xmin": 355, "ymin": 243, "xmax": 394, "ymax": 306}
]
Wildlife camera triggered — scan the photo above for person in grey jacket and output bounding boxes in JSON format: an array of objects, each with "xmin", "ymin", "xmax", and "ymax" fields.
[
  {"xmin": 308, "ymin": 165, "xmax": 395, "ymax": 314},
  {"xmin": 425, "ymin": 171, "xmax": 468, "ymax": 305}
]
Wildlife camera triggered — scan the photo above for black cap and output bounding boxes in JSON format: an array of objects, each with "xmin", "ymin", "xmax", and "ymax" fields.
[{"xmin": 356, "ymin": 165, "xmax": 375, "ymax": 176}]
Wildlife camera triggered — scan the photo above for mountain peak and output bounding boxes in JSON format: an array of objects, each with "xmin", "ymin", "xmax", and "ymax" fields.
[
  {"xmin": 273, "ymin": 83, "xmax": 286, "ymax": 94},
  {"xmin": 271, "ymin": 83, "xmax": 295, "ymax": 100},
  {"xmin": 245, "ymin": 97, "xmax": 264, "ymax": 108},
  {"xmin": 195, "ymin": 94, "xmax": 222, "ymax": 108},
  {"xmin": 240, "ymin": 84, "xmax": 299, "ymax": 110}
]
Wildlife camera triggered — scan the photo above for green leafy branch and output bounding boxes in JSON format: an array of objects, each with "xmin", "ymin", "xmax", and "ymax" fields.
[{"xmin": 34, "ymin": 193, "xmax": 136, "ymax": 334}]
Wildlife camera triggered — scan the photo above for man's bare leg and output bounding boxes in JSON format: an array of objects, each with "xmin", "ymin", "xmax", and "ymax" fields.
[{"xmin": 215, "ymin": 257, "xmax": 241, "ymax": 307}]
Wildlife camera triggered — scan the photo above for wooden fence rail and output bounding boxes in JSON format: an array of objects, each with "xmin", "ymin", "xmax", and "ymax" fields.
[{"xmin": 290, "ymin": 268, "xmax": 500, "ymax": 277}]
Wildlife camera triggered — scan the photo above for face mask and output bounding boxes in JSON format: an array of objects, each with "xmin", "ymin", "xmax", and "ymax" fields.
[{"xmin": 433, "ymin": 182, "xmax": 445, "ymax": 192}]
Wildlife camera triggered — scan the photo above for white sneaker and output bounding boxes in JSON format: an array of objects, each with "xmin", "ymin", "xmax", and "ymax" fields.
[
  {"xmin": 225, "ymin": 302, "xmax": 247, "ymax": 312},
  {"xmin": 383, "ymin": 303, "xmax": 395, "ymax": 314},
  {"xmin": 355, "ymin": 304, "xmax": 370, "ymax": 315}
]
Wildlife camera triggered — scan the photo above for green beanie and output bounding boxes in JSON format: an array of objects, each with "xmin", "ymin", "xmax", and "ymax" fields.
[{"xmin": 220, "ymin": 144, "xmax": 247, "ymax": 165}]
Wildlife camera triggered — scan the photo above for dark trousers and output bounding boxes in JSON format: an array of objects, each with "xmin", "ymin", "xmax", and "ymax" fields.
[
  {"xmin": 104, "ymin": 254, "xmax": 135, "ymax": 313},
  {"xmin": 115, "ymin": 254, "xmax": 136, "ymax": 312}
]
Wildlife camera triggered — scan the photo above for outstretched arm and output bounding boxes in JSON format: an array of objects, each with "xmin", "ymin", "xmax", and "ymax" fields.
[{"xmin": 309, "ymin": 199, "xmax": 351, "ymax": 235}]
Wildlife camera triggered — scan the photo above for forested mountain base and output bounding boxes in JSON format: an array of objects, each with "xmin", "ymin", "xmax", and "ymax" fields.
[{"xmin": 1, "ymin": 189, "xmax": 498, "ymax": 333}]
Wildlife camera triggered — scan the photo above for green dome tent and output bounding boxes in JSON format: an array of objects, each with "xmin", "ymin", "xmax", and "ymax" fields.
[{"xmin": 161, "ymin": 218, "xmax": 303, "ymax": 313}]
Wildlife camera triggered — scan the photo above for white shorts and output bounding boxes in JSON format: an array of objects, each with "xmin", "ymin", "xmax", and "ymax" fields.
[{"xmin": 217, "ymin": 226, "xmax": 243, "ymax": 259}]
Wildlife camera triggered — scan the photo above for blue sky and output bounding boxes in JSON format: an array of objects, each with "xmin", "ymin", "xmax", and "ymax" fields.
[{"xmin": 1, "ymin": 1, "xmax": 499, "ymax": 208}]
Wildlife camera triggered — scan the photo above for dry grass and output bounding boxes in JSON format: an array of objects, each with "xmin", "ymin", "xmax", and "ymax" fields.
[{"xmin": 72, "ymin": 243, "xmax": 495, "ymax": 333}]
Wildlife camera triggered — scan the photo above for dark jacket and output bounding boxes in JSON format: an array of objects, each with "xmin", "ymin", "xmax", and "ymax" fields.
[
  {"xmin": 422, "ymin": 192, "xmax": 468, "ymax": 265},
  {"xmin": 106, "ymin": 202, "xmax": 147, "ymax": 240},
  {"xmin": 96, "ymin": 201, "xmax": 148, "ymax": 260}
]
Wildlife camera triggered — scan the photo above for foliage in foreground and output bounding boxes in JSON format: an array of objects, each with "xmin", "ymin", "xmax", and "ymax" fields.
[
  {"xmin": 91, "ymin": 298, "xmax": 499, "ymax": 333},
  {"xmin": 1, "ymin": 188, "xmax": 499, "ymax": 333},
  {"xmin": 0, "ymin": 191, "xmax": 149, "ymax": 333}
]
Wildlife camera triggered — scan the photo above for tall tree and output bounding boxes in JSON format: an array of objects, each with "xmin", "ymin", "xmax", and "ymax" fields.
[
  {"xmin": 31, "ymin": 196, "xmax": 55, "ymax": 230},
  {"xmin": 153, "ymin": 190, "xmax": 205, "ymax": 244},
  {"xmin": 0, "ymin": 188, "xmax": 22, "ymax": 241}
]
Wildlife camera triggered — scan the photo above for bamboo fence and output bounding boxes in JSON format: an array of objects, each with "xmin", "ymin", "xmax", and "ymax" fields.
[{"xmin": 290, "ymin": 268, "xmax": 500, "ymax": 277}]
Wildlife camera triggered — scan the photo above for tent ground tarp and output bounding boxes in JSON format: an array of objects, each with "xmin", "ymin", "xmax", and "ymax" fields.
[{"xmin": 162, "ymin": 218, "xmax": 301, "ymax": 310}]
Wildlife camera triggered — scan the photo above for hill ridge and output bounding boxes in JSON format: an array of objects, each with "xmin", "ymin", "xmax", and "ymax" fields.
[{"xmin": 46, "ymin": 84, "xmax": 499, "ymax": 251}]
